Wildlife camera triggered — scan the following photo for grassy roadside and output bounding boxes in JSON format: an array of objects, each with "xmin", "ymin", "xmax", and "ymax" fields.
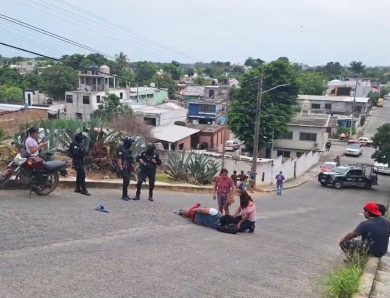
[{"xmin": 323, "ymin": 256, "xmax": 366, "ymax": 298}]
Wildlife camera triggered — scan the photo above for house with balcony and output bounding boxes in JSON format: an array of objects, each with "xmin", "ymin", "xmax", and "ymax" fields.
[
  {"xmin": 297, "ymin": 95, "xmax": 370, "ymax": 129},
  {"xmin": 179, "ymin": 85, "xmax": 204, "ymax": 101},
  {"xmin": 65, "ymin": 65, "xmax": 129, "ymax": 120},
  {"xmin": 187, "ymin": 99, "xmax": 225, "ymax": 125},
  {"xmin": 272, "ymin": 114, "xmax": 331, "ymax": 159}
]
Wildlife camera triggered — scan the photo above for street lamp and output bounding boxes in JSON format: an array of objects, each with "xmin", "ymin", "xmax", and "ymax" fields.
[{"xmin": 251, "ymin": 74, "xmax": 288, "ymax": 179}]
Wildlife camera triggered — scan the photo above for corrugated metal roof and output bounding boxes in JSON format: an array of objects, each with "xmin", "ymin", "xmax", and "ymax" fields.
[{"xmin": 152, "ymin": 125, "xmax": 200, "ymax": 143}]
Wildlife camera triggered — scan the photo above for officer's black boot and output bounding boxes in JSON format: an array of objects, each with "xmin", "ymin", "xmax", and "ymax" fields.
[
  {"xmin": 121, "ymin": 183, "xmax": 130, "ymax": 201},
  {"xmin": 148, "ymin": 189, "xmax": 154, "ymax": 202}
]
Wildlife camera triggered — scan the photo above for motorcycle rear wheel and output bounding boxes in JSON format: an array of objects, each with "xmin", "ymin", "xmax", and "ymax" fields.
[{"xmin": 34, "ymin": 172, "xmax": 59, "ymax": 196}]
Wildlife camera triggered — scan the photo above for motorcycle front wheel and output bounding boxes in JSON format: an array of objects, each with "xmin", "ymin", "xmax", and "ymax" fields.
[{"xmin": 34, "ymin": 172, "xmax": 59, "ymax": 196}]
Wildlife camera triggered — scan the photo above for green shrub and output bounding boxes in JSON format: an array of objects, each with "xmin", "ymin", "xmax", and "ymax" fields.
[{"xmin": 323, "ymin": 256, "xmax": 366, "ymax": 298}]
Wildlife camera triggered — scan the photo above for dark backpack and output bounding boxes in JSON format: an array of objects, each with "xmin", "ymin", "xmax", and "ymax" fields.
[{"xmin": 218, "ymin": 223, "xmax": 238, "ymax": 234}]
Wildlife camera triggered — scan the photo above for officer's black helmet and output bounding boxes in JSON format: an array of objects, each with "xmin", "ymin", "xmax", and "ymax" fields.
[
  {"xmin": 146, "ymin": 143, "xmax": 156, "ymax": 151},
  {"xmin": 75, "ymin": 132, "xmax": 83, "ymax": 143},
  {"xmin": 123, "ymin": 137, "xmax": 135, "ymax": 149}
]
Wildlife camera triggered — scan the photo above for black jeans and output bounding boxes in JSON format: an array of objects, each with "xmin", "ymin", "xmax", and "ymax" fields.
[
  {"xmin": 136, "ymin": 170, "xmax": 156, "ymax": 198},
  {"xmin": 122, "ymin": 171, "xmax": 131, "ymax": 197},
  {"xmin": 75, "ymin": 165, "xmax": 86, "ymax": 191},
  {"xmin": 220, "ymin": 215, "xmax": 255, "ymax": 232}
]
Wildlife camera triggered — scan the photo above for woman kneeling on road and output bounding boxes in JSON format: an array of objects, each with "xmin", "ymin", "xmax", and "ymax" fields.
[{"xmin": 230, "ymin": 191, "xmax": 256, "ymax": 232}]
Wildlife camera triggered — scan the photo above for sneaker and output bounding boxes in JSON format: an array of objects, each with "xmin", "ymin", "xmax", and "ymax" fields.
[
  {"xmin": 95, "ymin": 205, "xmax": 109, "ymax": 213},
  {"xmin": 148, "ymin": 197, "xmax": 154, "ymax": 202},
  {"xmin": 80, "ymin": 190, "xmax": 91, "ymax": 196},
  {"xmin": 174, "ymin": 209, "xmax": 183, "ymax": 215},
  {"xmin": 249, "ymin": 224, "xmax": 255, "ymax": 233},
  {"xmin": 121, "ymin": 196, "xmax": 130, "ymax": 201}
]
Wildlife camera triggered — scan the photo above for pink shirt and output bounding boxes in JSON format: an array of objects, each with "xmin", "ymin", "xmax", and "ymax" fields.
[
  {"xmin": 25, "ymin": 136, "xmax": 39, "ymax": 156},
  {"xmin": 215, "ymin": 176, "xmax": 234, "ymax": 196},
  {"xmin": 241, "ymin": 202, "xmax": 256, "ymax": 222}
]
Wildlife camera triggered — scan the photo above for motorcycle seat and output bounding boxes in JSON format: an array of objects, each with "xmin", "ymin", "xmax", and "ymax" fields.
[{"xmin": 43, "ymin": 160, "xmax": 67, "ymax": 171}]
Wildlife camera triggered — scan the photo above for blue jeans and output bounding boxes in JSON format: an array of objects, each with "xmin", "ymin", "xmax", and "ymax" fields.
[{"xmin": 276, "ymin": 184, "xmax": 283, "ymax": 195}]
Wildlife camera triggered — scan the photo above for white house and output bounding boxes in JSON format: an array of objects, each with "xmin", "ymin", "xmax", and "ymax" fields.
[
  {"xmin": 272, "ymin": 114, "xmax": 331, "ymax": 159},
  {"xmin": 326, "ymin": 79, "xmax": 372, "ymax": 98},
  {"xmin": 297, "ymin": 95, "xmax": 370, "ymax": 115},
  {"xmin": 24, "ymin": 90, "xmax": 49, "ymax": 106},
  {"xmin": 65, "ymin": 65, "xmax": 129, "ymax": 120},
  {"xmin": 131, "ymin": 102, "xmax": 187, "ymax": 126}
]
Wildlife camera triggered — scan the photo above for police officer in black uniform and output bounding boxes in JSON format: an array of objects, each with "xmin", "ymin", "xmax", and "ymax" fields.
[
  {"xmin": 116, "ymin": 137, "xmax": 135, "ymax": 201},
  {"xmin": 69, "ymin": 132, "xmax": 90, "ymax": 196},
  {"xmin": 134, "ymin": 143, "xmax": 161, "ymax": 201}
]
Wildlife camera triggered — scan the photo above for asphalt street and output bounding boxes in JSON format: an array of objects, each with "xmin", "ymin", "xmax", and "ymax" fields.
[{"xmin": 0, "ymin": 103, "xmax": 389, "ymax": 298}]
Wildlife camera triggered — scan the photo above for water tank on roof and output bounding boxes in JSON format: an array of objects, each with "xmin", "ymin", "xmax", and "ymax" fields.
[
  {"xmin": 301, "ymin": 99, "xmax": 311, "ymax": 115},
  {"xmin": 99, "ymin": 65, "xmax": 110, "ymax": 75}
]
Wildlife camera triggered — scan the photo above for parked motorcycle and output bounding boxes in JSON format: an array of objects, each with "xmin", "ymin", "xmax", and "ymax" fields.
[{"xmin": 0, "ymin": 153, "xmax": 71, "ymax": 196}]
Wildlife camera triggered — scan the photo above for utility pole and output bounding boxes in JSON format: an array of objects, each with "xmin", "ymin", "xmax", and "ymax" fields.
[
  {"xmin": 221, "ymin": 89, "xmax": 231, "ymax": 169},
  {"xmin": 251, "ymin": 75, "xmax": 263, "ymax": 174},
  {"xmin": 350, "ymin": 78, "xmax": 358, "ymax": 137}
]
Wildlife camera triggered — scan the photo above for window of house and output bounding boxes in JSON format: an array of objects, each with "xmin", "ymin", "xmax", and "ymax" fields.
[
  {"xmin": 141, "ymin": 95, "xmax": 146, "ymax": 99},
  {"xmin": 280, "ymin": 131, "xmax": 293, "ymax": 139},
  {"xmin": 147, "ymin": 94, "xmax": 154, "ymax": 98},
  {"xmin": 178, "ymin": 143, "xmax": 184, "ymax": 150},
  {"xmin": 208, "ymin": 89, "xmax": 215, "ymax": 98},
  {"xmin": 119, "ymin": 92, "xmax": 123, "ymax": 99},
  {"xmin": 311, "ymin": 103, "xmax": 321, "ymax": 109},
  {"xmin": 82, "ymin": 96, "xmax": 90, "ymax": 104},
  {"xmin": 299, "ymin": 132, "xmax": 317, "ymax": 141},
  {"xmin": 75, "ymin": 113, "xmax": 83, "ymax": 120},
  {"xmin": 65, "ymin": 95, "xmax": 73, "ymax": 103},
  {"xmin": 96, "ymin": 95, "xmax": 101, "ymax": 103},
  {"xmin": 296, "ymin": 152, "xmax": 304, "ymax": 158},
  {"xmin": 277, "ymin": 150, "xmax": 291, "ymax": 158},
  {"xmin": 199, "ymin": 104, "xmax": 214, "ymax": 113},
  {"xmin": 325, "ymin": 103, "xmax": 332, "ymax": 110}
]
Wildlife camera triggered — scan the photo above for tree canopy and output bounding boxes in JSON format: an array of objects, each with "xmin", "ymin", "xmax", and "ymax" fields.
[
  {"xmin": 372, "ymin": 123, "xmax": 390, "ymax": 166},
  {"xmin": 228, "ymin": 59, "xmax": 299, "ymax": 154},
  {"xmin": 40, "ymin": 65, "xmax": 78, "ymax": 100}
]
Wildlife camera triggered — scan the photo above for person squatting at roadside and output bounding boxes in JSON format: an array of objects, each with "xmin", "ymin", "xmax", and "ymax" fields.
[
  {"xmin": 134, "ymin": 143, "xmax": 161, "ymax": 201},
  {"xmin": 68, "ymin": 132, "xmax": 90, "ymax": 196},
  {"xmin": 339, "ymin": 202, "xmax": 389, "ymax": 259},
  {"xmin": 116, "ymin": 137, "xmax": 135, "ymax": 201}
]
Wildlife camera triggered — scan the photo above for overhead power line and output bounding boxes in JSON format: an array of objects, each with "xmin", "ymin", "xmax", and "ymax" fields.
[
  {"xmin": 0, "ymin": 42, "xmax": 59, "ymax": 61},
  {"xmin": 0, "ymin": 13, "xmax": 116, "ymax": 60}
]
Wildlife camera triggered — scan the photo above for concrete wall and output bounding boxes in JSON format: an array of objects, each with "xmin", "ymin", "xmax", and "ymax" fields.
[
  {"xmin": 0, "ymin": 109, "xmax": 48, "ymax": 133},
  {"xmin": 159, "ymin": 149, "xmax": 320, "ymax": 187}
]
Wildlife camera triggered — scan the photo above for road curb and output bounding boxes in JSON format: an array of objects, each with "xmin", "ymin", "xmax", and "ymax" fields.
[
  {"xmin": 58, "ymin": 179, "xmax": 214, "ymax": 194},
  {"xmin": 352, "ymin": 257, "xmax": 380, "ymax": 298},
  {"xmin": 261, "ymin": 179, "xmax": 309, "ymax": 193}
]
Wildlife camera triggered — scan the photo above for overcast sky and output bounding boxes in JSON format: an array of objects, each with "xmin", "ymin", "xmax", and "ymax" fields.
[{"xmin": 0, "ymin": 0, "xmax": 388, "ymax": 66}]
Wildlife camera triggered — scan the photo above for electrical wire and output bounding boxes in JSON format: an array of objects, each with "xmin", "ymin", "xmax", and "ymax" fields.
[{"xmin": 0, "ymin": 13, "xmax": 116, "ymax": 60}]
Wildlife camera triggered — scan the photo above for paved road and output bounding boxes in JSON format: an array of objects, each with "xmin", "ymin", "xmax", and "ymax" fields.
[{"xmin": 1, "ymin": 103, "xmax": 389, "ymax": 298}]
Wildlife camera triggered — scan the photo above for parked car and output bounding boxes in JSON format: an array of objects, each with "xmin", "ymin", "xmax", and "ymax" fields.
[
  {"xmin": 318, "ymin": 164, "xmax": 378, "ymax": 189},
  {"xmin": 320, "ymin": 161, "xmax": 337, "ymax": 173},
  {"xmin": 374, "ymin": 162, "xmax": 390, "ymax": 175},
  {"xmin": 344, "ymin": 143, "xmax": 363, "ymax": 156},
  {"xmin": 348, "ymin": 137, "xmax": 373, "ymax": 146},
  {"xmin": 225, "ymin": 140, "xmax": 240, "ymax": 151}
]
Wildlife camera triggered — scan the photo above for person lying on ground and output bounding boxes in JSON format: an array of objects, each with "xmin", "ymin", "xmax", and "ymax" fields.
[
  {"xmin": 176, "ymin": 204, "xmax": 222, "ymax": 229},
  {"xmin": 339, "ymin": 202, "xmax": 389, "ymax": 259},
  {"xmin": 220, "ymin": 191, "xmax": 256, "ymax": 233}
]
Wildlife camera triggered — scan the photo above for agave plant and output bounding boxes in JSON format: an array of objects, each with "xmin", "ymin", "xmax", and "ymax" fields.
[
  {"xmin": 166, "ymin": 151, "xmax": 220, "ymax": 185},
  {"xmin": 166, "ymin": 150, "xmax": 192, "ymax": 182},
  {"xmin": 187, "ymin": 152, "xmax": 220, "ymax": 185}
]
